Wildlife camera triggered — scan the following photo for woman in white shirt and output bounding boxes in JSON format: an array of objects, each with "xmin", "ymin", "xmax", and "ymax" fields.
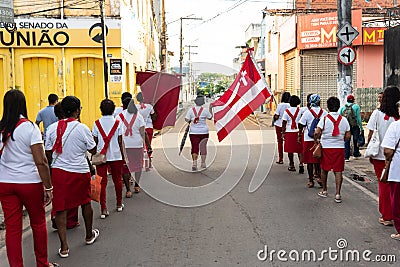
[
  {"xmin": 367, "ymin": 86, "xmax": 400, "ymax": 226},
  {"xmin": 273, "ymin": 92, "xmax": 291, "ymax": 164},
  {"xmin": 314, "ymin": 96, "xmax": 351, "ymax": 203},
  {"xmin": 299, "ymin": 94, "xmax": 327, "ymax": 188},
  {"xmin": 381, "ymin": 100, "xmax": 400, "ymax": 241},
  {"xmin": 118, "ymin": 98, "xmax": 150, "ymax": 193},
  {"xmin": 0, "ymin": 90, "xmax": 58, "ymax": 267},
  {"xmin": 136, "ymin": 92, "xmax": 155, "ymax": 167},
  {"xmin": 185, "ymin": 95, "xmax": 213, "ymax": 171},
  {"xmin": 282, "ymin": 95, "xmax": 303, "ymax": 173},
  {"xmin": 92, "ymin": 99, "xmax": 125, "ymax": 219},
  {"xmin": 45, "ymin": 96, "xmax": 99, "ymax": 258}
]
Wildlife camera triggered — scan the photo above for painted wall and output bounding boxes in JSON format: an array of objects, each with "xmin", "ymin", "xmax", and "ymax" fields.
[{"xmin": 356, "ymin": 45, "xmax": 384, "ymax": 89}]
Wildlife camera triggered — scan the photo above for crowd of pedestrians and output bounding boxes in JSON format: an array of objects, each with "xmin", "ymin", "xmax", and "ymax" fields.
[
  {"xmin": 274, "ymin": 86, "xmax": 400, "ymax": 241},
  {"xmin": 0, "ymin": 90, "xmax": 154, "ymax": 266}
]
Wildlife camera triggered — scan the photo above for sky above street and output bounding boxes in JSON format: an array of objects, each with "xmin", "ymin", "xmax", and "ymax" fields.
[{"xmin": 165, "ymin": 0, "xmax": 268, "ymax": 71}]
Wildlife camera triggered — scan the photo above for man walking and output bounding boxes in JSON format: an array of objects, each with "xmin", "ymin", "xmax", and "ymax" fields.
[
  {"xmin": 339, "ymin": 94, "xmax": 363, "ymax": 161},
  {"xmin": 36, "ymin": 93, "xmax": 59, "ymax": 140}
]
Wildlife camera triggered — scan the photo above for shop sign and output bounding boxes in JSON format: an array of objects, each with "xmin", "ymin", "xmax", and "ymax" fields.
[
  {"xmin": 297, "ymin": 10, "xmax": 362, "ymax": 50},
  {"xmin": 363, "ymin": 27, "xmax": 385, "ymax": 45},
  {"xmin": 110, "ymin": 58, "xmax": 122, "ymax": 83}
]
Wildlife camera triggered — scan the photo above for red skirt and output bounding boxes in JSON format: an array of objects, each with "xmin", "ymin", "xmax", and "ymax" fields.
[
  {"xmin": 302, "ymin": 140, "xmax": 320, "ymax": 164},
  {"xmin": 320, "ymin": 148, "xmax": 345, "ymax": 172},
  {"xmin": 284, "ymin": 132, "xmax": 302, "ymax": 153},
  {"xmin": 126, "ymin": 148, "xmax": 144, "ymax": 173},
  {"xmin": 52, "ymin": 168, "xmax": 91, "ymax": 212}
]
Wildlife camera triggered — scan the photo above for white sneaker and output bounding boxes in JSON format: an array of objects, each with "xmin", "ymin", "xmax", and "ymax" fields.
[
  {"xmin": 117, "ymin": 204, "xmax": 124, "ymax": 212},
  {"xmin": 345, "ymin": 159, "xmax": 350, "ymax": 162}
]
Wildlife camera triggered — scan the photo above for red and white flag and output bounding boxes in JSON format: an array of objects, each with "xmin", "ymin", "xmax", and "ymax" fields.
[{"xmin": 212, "ymin": 50, "xmax": 272, "ymax": 142}]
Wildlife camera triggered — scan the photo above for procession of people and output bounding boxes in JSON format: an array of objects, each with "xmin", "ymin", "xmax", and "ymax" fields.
[{"xmin": 0, "ymin": 85, "xmax": 400, "ymax": 266}]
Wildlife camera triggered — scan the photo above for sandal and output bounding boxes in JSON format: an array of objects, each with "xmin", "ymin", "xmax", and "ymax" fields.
[
  {"xmin": 134, "ymin": 186, "xmax": 140, "ymax": 193},
  {"xmin": 100, "ymin": 210, "xmax": 109, "ymax": 219},
  {"xmin": 390, "ymin": 233, "xmax": 400, "ymax": 241},
  {"xmin": 86, "ymin": 229, "xmax": 100, "ymax": 245},
  {"xmin": 49, "ymin": 263, "xmax": 60, "ymax": 267},
  {"xmin": 117, "ymin": 204, "xmax": 124, "ymax": 212},
  {"xmin": 125, "ymin": 191, "xmax": 133, "ymax": 198},
  {"xmin": 288, "ymin": 166, "xmax": 296, "ymax": 172},
  {"xmin": 314, "ymin": 176, "xmax": 323, "ymax": 187},
  {"xmin": 335, "ymin": 194, "xmax": 342, "ymax": 203},
  {"xmin": 58, "ymin": 248, "xmax": 69, "ymax": 258},
  {"xmin": 276, "ymin": 160, "xmax": 283, "ymax": 164},
  {"xmin": 318, "ymin": 191, "xmax": 328, "ymax": 198},
  {"xmin": 379, "ymin": 217, "xmax": 394, "ymax": 226},
  {"xmin": 307, "ymin": 181, "xmax": 314, "ymax": 188}
]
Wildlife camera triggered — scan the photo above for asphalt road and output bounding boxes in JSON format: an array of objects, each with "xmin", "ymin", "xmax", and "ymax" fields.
[{"xmin": 0, "ymin": 111, "xmax": 398, "ymax": 267}]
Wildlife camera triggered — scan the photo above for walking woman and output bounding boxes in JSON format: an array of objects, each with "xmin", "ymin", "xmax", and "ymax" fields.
[
  {"xmin": 118, "ymin": 98, "xmax": 150, "ymax": 193},
  {"xmin": 366, "ymin": 86, "xmax": 400, "ymax": 226},
  {"xmin": 92, "ymin": 99, "xmax": 125, "ymax": 219},
  {"xmin": 136, "ymin": 92, "xmax": 155, "ymax": 167},
  {"xmin": 314, "ymin": 96, "xmax": 351, "ymax": 203},
  {"xmin": 185, "ymin": 95, "xmax": 213, "ymax": 171},
  {"xmin": 0, "ymin": 89, "xmax": 58, "ymax": 267},
  {"xmin": 281, "ymin": 95, "xmax": 304, "ymax": 173},
  {"xmin": 273, "ymin": 92, "xmax": 291, "ymax": 164},
  {"xmin": 381, "ymin": 100, "xmax": 400, "ymax": 240},
  {"xmin": 299, "ymin": 94, "xmax": 327, "ymax": 187},
  {"xmin": 45, "ymin": 96, "xmax": 99, "ymax": 258}
]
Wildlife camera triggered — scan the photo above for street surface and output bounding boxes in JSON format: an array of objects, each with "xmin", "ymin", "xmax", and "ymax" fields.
[{"xmin": 0, "ymin": 108, "xmax": 398, "ymax": 266}]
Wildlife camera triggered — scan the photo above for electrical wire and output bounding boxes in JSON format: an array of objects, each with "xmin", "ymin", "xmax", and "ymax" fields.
[{"xmin": 15, "ymin": 0, "xmax": 100, "ymax": 17}]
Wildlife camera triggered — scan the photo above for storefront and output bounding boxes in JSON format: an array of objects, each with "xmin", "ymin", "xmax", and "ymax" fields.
[{"xmin": 0, "ymin": 18, "xmax": 137, "ymax": 126}]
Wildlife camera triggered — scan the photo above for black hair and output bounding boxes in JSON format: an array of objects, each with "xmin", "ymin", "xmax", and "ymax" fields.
[
  {"xmin": 289, "ymin": 95, "xmax": 301, "ymax": 107},
  {"xmin": 306, "ymin": 93, "xmax": 313, "ymax": 108},
  {"xmin": 48, "ymin": 93, "xmax": 58, "ymax": 105},
  {"xmin": 380, "ymin": 86, "xmax": 400, "ymax": 119},
  {"xmin": 327, "ymin": 96, "xmax": 340, "ymax": 112},
  {"xmin": 122, "ymin": 97, "xmax": 132, "ymax": 110},
  {"xmin": 61, "ymin": 96, "xmax": 81, "ymax": 118},
  {"xmin": 54, "ymin": 102, "xmax": 65, "ymax": 120},
  {"xmin": 100, "ymin": 99, "xmax": 116, "ymax": 115},
  {"xmin": 0, "ymin": 89, "xmax": 29, "ymax": 143},
  {"xmin": 121, "ymin": 92, "xmax": 132, "ymax": 102},
  {"xmin": 281, "ymin": 92, "xmax": 291, "ymax": 103}
]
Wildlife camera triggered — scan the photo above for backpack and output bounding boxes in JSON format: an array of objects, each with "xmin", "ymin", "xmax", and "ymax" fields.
[
  {"xmin": 342, "ymin": 104, "xmax": 357, "ymax": 126},
  {"xmin": 307, "ymin": 109, "xmax": 323, "ymax": 138}
]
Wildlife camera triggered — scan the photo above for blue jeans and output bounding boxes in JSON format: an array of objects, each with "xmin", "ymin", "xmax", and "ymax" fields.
[{"xmin": 345, "ymin": 125, "xmax": 361, "ymax": 159}]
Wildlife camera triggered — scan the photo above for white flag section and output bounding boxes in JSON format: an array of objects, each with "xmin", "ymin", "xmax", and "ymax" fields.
[{"xmin": 212, "ymin": 50, "xmax": 272, "ymax": 142}]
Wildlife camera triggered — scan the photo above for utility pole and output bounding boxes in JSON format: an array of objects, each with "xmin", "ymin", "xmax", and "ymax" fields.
[
  {"xmin": 185, "ymin": 45, "xmax": 198, "ymax": 98},
  {"xmin": 99, "ymin": 0, "xmax": 109, "ymax": 98},
  {"xmin": 179, "ymin": 16, "xmax": 201, "ymax": 102},
  {"xmin": 160, "ymin": 0, "xmax": 167, "ymax": 71},
  {"xmin": 337, "ymin": 0, "xmax": 352, "ymax": 105}
]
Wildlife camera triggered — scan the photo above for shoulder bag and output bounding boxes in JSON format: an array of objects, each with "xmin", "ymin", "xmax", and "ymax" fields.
[
  {"xmin": 364, "ymin": 113, "xmax": 380, "ymax": 158},
  {"xmin": 380, "ymin": 137, "xmax": 400, "ymax": 183},
  {"xmin": 310, "ymin": 117, "xmax": 326, "ymax": 159}
]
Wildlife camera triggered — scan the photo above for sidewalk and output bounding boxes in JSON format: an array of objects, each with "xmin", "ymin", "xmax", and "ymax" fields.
[{"xmin": 248, "ymin": 111, "xmax": 378, "ymax": 195}]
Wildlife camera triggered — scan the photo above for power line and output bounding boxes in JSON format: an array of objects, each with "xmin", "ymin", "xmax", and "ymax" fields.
[{"xmin": 15, "ymin": 0, "xmax": 99, "ymax": 17}]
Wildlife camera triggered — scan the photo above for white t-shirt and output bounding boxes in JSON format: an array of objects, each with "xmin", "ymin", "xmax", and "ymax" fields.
[
  {"xmin": 92, "ymin": 116, "xmax": 123, "ymax": 161},
  {"xmin": 113, "ymin": 106, "xmax": 123, "ymax": 118},
  {"xmin": 282, "ymin": 107, "xmax": 301, "ymax": 133},
  {"xmin": 185, "ymin": 106, "xmax": 212, "ymax": 134},
  {"xmin": 299, "ymin": 106, "xmax": 308, "ymax": 118},
  {"xmin": 366, "ymin": 110, "xmax": 397, "ymax": 160},
  {"xmin": 117, "ymin": 111, "xmax": 146, "ymax": 148},
  {"xmin": 136, "ymin": 103, "xmax": 154, "ymax": 129},
  {"xmin": 317, "ymin": 112, "xmax": 350, "ymax": 148},
  {"xmin": 274, "ymin": 103, "xmax": 290, "ymax": 127},
  {"xmin": 381, "ymin": 121, "xmax": 400, "ymax": 182},
  {"xmin": 45, "ymin": 120, "xmax": 96, "ymax": 173},
  {"xmin": 0, "ymin": 120, "xmax": 43, "ymax": 183},
  {"xmin": 299, "ymin": 107, "xmax": 328, "ymax": 142}
]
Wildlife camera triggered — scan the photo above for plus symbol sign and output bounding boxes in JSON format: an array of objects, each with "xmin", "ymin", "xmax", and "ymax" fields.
[{"xmin": 340, "ymin": 26, "xmax": 355, "ymax": 42}]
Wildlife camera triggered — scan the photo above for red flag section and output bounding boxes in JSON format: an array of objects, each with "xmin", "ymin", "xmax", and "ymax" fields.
[
  {"xmin": 136, "ymin": 71, "xmax": 181, "ymax": 130},
  {"xmin": 212, "ymin": 51, "xmax": 271, "ymax": 142}
]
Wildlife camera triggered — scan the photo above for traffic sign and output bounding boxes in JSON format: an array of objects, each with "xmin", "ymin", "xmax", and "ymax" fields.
[
  {"xmin": 337, "ymin": 22, "xmax": 359, "ymax": 45},
  {"xmin": 338, "ymin": 46, "xmax": 356, "ymax": 66}
]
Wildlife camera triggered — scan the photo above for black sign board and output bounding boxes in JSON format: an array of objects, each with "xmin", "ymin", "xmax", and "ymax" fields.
[{"xmin": 110, "ymin": 58, "xmax": 122, "ymax": 75}]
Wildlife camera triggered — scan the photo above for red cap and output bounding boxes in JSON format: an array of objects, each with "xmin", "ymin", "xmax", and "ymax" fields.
[{"xmin": 347, "ymin": 95, "xmax": 355, "ymax": 101}]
